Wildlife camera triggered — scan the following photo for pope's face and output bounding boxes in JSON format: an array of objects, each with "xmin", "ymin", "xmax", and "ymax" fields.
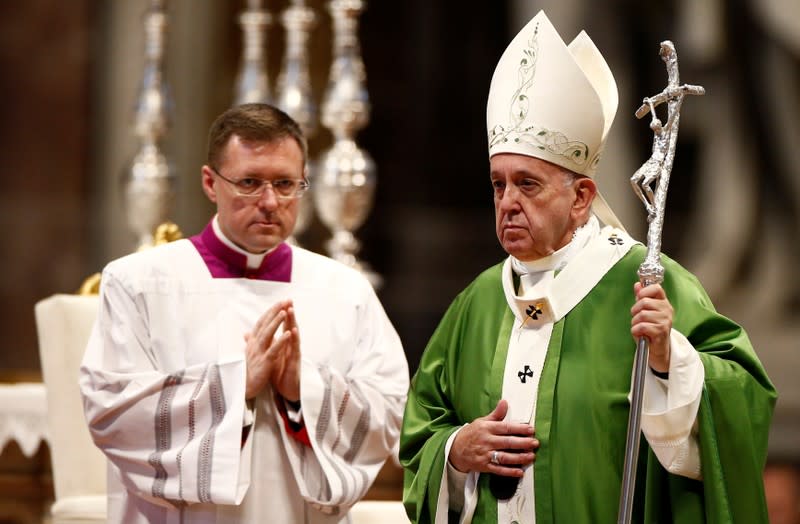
[
  {"xmin": 202, "ymin": 135, "xmax": 304, "ymax": 254},
  {"xmin": 491, "ymin": 154, "xmax": 592, "ymax": 261}
]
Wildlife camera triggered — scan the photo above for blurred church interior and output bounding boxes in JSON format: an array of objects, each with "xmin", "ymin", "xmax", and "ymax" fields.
[{"xmin": 0, "ymin": 0, "xmax": 797, "ymax": 522}]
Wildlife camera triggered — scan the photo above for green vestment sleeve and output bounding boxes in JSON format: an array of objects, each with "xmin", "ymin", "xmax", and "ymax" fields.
[
  {"xmin": 400, "ymin": 247, "xmax": 776, "ymax": 523},
  {"xmin": 400, "ymin": 263, "xmax": 513, "ymax": 523}
]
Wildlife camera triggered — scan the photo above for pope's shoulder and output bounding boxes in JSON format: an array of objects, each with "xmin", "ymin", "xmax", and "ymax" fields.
[
  {"xmin": 469, "ymin": 260, "xmax": 505, "ymax": 289},
  {"xmin": 607, "ymin": 242, "xmax": 701, "ymax": 284},
  {"xmin": 450, "ymin": 259, "xmax": 506, "ymax": 306}
]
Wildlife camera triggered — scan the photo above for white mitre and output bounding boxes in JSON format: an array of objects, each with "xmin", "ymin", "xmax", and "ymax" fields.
[{"xmin": 487, "ymin": 10, "xmax": 624, "ymax": 229}]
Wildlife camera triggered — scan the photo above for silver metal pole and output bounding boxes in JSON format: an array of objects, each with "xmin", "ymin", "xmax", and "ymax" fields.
[{"xmin": 618, "ymin": 41, "xmax": 704, "ymax": 524}]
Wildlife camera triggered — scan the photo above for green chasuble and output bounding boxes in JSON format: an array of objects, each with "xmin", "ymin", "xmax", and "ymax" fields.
[{"xmin": 400, "ymin": 245, "xmax": 776, "ymax": 523}]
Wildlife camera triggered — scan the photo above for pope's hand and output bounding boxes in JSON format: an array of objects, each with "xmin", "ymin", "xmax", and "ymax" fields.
[
  {"xmin": 448, "ymin": 399, "xmax": 538, "ymax": 477},
  {"xmin": 631, "ymin": 282, "xmax": 673, "ymax": 373}
]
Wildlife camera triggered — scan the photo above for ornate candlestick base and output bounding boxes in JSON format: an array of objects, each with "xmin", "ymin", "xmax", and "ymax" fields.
[
  {"xmin": 313, "ymin": 138, "xmax": 380, "ymax": 286},
  {"xmin": 325, "ymin": 230, "xmax": 382, "ymax": 287}
]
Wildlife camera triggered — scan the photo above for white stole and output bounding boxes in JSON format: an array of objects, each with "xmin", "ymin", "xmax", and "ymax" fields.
[{"xmin": 496, "ymin": 224, "xmax": 636, "ymax": 523}]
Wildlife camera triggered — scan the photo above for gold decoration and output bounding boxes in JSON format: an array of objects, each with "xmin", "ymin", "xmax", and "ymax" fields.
[
  {"xmin": 521, "ymin": 301, "xmax": 546, "ymax": 327},
  {"xmin": 153, "ymin": 221, "xmax": 183, "ymax": 245},
  {"xmin": 76, "ymin": 221, "xmax": 183, "ymax": 295},
  {"xmin": 136, "ymin": 220, "xmax": 183, "ymax": 251},
  {"xmin": 77, "ymin": 272, "xmax": 102, "ymax": 296}
]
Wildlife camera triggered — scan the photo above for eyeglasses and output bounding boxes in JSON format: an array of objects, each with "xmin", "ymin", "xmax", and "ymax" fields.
[{"xmin": 210, "ymin": 167, "xmax": 310, "ymax": 199}]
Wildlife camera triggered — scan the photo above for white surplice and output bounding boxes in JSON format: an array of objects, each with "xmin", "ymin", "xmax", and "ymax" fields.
[{"xmin": 79, "ymin": 237, "xmax": 409, "ymax": 523}]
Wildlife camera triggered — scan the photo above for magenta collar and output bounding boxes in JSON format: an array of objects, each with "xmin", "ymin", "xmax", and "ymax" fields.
[{"xmin": 189, "ymin": 222, "xmax": 292, "ymax": 281}]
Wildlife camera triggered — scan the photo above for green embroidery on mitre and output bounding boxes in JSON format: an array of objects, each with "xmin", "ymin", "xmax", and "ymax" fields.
[
  {"xmin": 489, "ymin": 125, "xmax": 590, "ymax": 165},
  {"xmin": 487, "ymin": 21, "xmax": 590, "ymax": 166}
]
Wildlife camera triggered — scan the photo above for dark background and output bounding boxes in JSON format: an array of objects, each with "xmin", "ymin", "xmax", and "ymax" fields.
[{"xmin": 1, "ymin": 1, "xmax": 797, "ymax": 460}]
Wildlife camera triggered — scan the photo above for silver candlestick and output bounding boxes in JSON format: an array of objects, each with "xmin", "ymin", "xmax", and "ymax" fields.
[
  {"xmin": 314, "ymin": 0, "xmax": 380, "ymax": 286},
  {"xmin": 618, "ymin": 41, "xmax": 704, "ymax": 524},
  {"xmin": 123, "ymin": 0, "xmax": 176, "ymax": 250},
  {"xmin": 276, "ymin": 0, "xmax": 318, "ymax": 242},
  {"xmin": 276, "ymin": 0, "xmax": 318, "ymax": 137},
  {"xmin": 234, "ymin": 0, "xmax": 271, "ymax": 105}
]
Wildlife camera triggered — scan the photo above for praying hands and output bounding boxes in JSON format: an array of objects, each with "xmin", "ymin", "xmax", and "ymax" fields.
[{"xmin": 244, "ymin": 299, "xmax": 301, "ymax": 401}]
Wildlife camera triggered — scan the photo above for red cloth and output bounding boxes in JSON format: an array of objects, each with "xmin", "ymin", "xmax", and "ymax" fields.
[{"xmin": 276, "ymin": 397, "xmax": 311, "ymax": 447}]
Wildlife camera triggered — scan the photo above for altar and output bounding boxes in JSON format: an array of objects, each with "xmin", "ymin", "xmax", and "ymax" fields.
[
  {"xmin": 0, "ymin": 383, "xmax": 48, "ymax": 459},
  {"xmin": 0, "ymin": 381, "xmax": 52, "ymax": 524}
]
